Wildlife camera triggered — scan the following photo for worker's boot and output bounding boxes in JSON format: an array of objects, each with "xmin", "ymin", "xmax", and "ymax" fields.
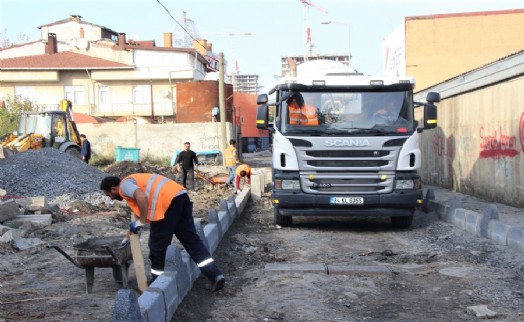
[{"xmin": 210, "ymin": 274, "xmax": 225, "ymax": 292}]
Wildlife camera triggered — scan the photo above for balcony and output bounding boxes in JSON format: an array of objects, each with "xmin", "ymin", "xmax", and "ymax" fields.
[{"xmin": 92, "ymin": 102, "xmax": 175, "ymax": 117}]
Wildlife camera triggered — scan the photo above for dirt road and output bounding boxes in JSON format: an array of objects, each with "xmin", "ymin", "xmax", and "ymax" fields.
[{"xmin": 174, "ymin": 197, "xmax": 524, "ymax": 321}]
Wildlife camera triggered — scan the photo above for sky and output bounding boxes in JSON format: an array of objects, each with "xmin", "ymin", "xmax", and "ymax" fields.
[{"xmin": 1, "ymin": 0, "xmax": 522, "ymax": 92}]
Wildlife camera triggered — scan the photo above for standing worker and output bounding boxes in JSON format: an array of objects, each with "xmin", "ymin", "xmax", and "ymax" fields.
[
  {"xmin": 235, "ymin": 163, "xmax": 251, "ymax": 194},
  {"xmin": 223, "ymin": 139, "xmax": 239, "ymax": 190},
  {"xmin": 80, "ymin": 134, "xmax": 91, "ymax": 164},
  {"xmin": 175, "ymin": 142, "xmax": 198, "ymax": 190},
  {"xmin": 99, "ymin": 174, "xmax": 225, "ymax": 291}
]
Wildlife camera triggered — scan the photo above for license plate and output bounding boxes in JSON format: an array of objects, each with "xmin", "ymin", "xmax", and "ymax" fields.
[{"xmin": 330, "ymin": 197, "xmax": 364, "ymax": 205}]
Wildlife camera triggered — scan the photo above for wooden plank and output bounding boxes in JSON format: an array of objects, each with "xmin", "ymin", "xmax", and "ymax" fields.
[{"xmin": 130, "ymin": 233, "xmax": 148, "ymax": 292}]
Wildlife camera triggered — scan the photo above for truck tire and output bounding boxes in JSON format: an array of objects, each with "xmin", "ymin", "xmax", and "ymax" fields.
[
  {"xmin": 390, "ymin": 215, "xmax": 413, "ymax": 228},
  {"xmin": 274, "ymin": 208, "xmax": 292, "ymax": 227}
]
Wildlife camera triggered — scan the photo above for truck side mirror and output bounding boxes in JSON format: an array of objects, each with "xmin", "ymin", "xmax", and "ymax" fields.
[
  {"xmin": 424, "ymin": 103, "xmax": 437, "ymax": 129},
  {"xmin": 426, "ymin": 92, "xmax": 440, "ymax": 103},
  {"xmin": 256, "ymin": 105, "xmax": 269, "ymax": 130},
  {"xmin": 257, "ymin": 94, "xmax": 268, "ymax": 105}
]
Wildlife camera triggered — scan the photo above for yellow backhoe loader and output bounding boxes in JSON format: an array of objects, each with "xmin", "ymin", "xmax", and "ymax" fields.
[{"xmin": 1, "ymin": 99, "xmax": 82, "ymax": 159}]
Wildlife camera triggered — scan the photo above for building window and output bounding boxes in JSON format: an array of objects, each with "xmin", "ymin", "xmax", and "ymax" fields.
[
  {"xmin": 98, "ymin": 85, "xmax": 108, "ymax": 105},
  {"xmin": 14, "ymin": 86, "xmax": 35, "ymax": 104},
  {"xmin": 132, "ymin": 85, "xmax": 151, "ymax": 103},
  {"xmin": 64, "ymin": 86, "xmax": 85, "ymax": 104}
]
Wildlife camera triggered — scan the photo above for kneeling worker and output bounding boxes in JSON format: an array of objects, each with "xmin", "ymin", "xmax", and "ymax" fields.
[
  {"xmin": 100, "ymin": 173, "xmax": 225, "ymax": 292},
  {"xmin": 235, "ymin": 164, "xmax": 251, "ymax": 194}
]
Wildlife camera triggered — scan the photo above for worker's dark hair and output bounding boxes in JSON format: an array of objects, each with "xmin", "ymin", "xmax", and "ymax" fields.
[
  {"xmin": 289, "ymin": 92, "xmax": 304, "ymax": 107},
  {"xmin": 100, "ymin": 176, "xmax": 121, "ymax": 191},
  {"xmin": 229, "ymin": 139, "xmax": 236, "ymax": 145},
  {"xmin": 80, "ymin": 134, "xmax": 86, "ymax": 139},
  {"xmin": 239, "ymin": 170, "xmax": 247, "ymax": 177},
  {"xmin": 184, "ymin": 142, "xmax": 190, "ymax": 145}
]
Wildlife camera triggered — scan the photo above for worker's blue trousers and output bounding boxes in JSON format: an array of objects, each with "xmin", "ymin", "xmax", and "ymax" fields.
[{"xmin": 148, "ymin": 193, "xmax": 222, "ymax": 281}]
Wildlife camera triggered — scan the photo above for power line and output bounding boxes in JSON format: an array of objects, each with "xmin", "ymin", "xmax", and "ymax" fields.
[{"xmin": 154, "ymin": 0, "xmax": 205, "ymax": 49}]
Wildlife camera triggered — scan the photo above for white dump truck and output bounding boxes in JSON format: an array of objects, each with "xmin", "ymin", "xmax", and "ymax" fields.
[{"xmin": 256, "ymin": 61, "xmax": 440, "ymax": 228}]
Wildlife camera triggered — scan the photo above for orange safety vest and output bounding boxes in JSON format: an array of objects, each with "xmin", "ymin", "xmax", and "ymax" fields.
[
  {"xmin": 119, "ymin": 173, "xmax": 185, "ymax": 222},
  {"xmin": 288, "ymin": 101, "xmax": 319, "ymax": 126},
  {"xmin": 235, "ymin": 164, "xmax": 251, "ymax": 176},
  {"xmin": 223, "ymin": 146, "xmax": 237, "ymax": 167}
]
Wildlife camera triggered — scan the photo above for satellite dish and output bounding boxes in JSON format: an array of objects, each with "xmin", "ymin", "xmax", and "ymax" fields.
[
  {"xmin": 77, "ymin": 38, "xmax": 89, "ymax": 50},
  {"xmin": 159, "ymin": 89, "xmax": 171, "ymax": 98},
  {"xmin": 68, "ymin": 38, "xmax": 77, "ymax": 48}
]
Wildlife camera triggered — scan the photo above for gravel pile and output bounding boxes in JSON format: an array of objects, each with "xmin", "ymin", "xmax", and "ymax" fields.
[{"xmin": 0, "ymin": 148, "xmax": 110, "ymax": 206}]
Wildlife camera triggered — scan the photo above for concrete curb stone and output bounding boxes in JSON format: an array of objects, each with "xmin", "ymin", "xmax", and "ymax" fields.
[
  {"xmin": 507, "ymin": 227, "xmax": 524, "ymax": 252},
  {"xmin": 488, "ymin": 220, "xmax": 511, "ymax": 245}
]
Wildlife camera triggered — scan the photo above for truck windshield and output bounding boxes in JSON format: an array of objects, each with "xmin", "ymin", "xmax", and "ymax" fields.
[{"xmin": 280, "ymin": 91, "xmax": 414, "ymax": 135}]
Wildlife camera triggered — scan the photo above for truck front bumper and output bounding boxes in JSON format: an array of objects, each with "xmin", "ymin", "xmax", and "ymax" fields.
[{"xmin": 272, "ymin": 190, "xmax": 422, "ymax": 217}]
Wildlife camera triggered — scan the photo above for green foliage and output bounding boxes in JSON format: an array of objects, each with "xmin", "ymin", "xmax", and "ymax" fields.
[
  {"xmin": 0, "ymin": 95, "xmax": 34, "ymax": 137},
  {"xmin": 141, "ymin": 155, "xmax": 171, "ymax": 166},
  {"xmin": 89, "ymin": 153, "xmax": 114, "ymax": 168}
]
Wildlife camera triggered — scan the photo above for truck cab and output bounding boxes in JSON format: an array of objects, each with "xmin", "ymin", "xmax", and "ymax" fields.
[{"xmin": 256, "ymin": 69, "xmax": 439, "ymax": 227}]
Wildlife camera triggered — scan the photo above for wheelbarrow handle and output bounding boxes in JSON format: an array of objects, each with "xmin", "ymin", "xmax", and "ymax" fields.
[
  {"xmin": 103, "ymin": 245, "xmax": 125, "ymax": 266},
  {"xmin": 47, "ymin": 245, "xmax": 83, "ymax": 268}
]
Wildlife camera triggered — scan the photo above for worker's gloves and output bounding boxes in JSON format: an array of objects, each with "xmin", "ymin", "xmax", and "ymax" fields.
[{"xmin": 129, "ymin": 221, "xmax": 143, "ymax": 234}]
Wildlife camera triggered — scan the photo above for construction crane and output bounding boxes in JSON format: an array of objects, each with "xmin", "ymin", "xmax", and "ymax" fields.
[{"xmin": 299, "ymin": 0, "xmax": 327, "ymax": 62}]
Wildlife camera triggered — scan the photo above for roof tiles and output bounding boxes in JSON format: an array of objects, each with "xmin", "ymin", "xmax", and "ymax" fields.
[{"xmin": 0, "ymin": 52, "xmax": 133, "ymax": 70}]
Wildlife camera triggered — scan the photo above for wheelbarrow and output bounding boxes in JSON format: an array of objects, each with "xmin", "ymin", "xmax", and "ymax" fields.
[
  {"xmin": 195, "ymin": 170, "xmax": 228, "ymax": 188},
  {"xmin": 47, "ymin": 236, "xmax": 132, "ymax": 294}
]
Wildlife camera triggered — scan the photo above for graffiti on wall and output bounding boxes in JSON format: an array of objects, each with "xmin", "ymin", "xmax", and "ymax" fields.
[
  {"xmin": 520, "ymin": 112, "xmax": 524, "ymax": 153},
  {"xmin": 432, "ymin": 133, "xmax": 454, "ymax": 178},
  {"xmin": 479, "ymin": 125, "xmax": 519, "ymax": 159},
  {"xmin": 200, "ymin": 131, "xmax": 220, "ymax": 150}
]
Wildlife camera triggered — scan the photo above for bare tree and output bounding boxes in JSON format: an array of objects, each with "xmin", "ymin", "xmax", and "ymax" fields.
[{"xmin": 0, "ymin": 28, "xmax": 30, "ymax": 48}]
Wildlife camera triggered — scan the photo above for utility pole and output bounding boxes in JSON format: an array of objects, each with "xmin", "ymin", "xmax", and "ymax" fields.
[{"xmin": 219, "ymin": 52, "xmax": 227, "ymax": 153}]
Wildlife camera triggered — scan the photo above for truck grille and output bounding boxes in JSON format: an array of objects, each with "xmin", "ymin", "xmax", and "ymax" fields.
[{"xmin": 292, "ymin": 137, "xmax": 405, "ymax": 195}]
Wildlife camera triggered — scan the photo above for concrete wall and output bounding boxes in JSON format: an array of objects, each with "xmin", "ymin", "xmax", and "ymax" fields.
[
  {"xmin": 417, "ymin": 74, "xmax": 524, "ymax": 207},
  {"xmin": 77, "ymin": 122, "xmax": 233, "ymax": 161}
]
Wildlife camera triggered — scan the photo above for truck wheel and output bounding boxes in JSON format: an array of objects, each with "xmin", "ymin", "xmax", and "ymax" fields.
[
  {"xmin": 274, "ymin": 208, "xmax": 292, "ymax": 227},
  {"xmin": 390, "ymin": 215, "xmax": 413, "ymax": 228}
]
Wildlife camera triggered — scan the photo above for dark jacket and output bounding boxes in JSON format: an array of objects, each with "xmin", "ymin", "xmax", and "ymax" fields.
[
  {"xmin": 175, "ymin": 150, "xmax": 198, "ymax": 170},
  {"xmin": 81, "ymin": 139, "xmax": 91, "ymax": 160}
]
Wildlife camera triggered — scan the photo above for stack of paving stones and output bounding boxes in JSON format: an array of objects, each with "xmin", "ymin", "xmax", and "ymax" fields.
[{"xmin": 112, "ymin": 190, "xmax": 250, "ymax": 322}]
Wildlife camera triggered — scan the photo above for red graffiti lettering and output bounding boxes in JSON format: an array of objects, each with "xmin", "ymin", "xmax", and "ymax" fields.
[
  {"xmin": 479, "ymin": 125, "xmax": 518, "ymax": 159},
  {"xmin": 519, "ymin": 112, "xmax": 524, "ymax": 152},
  {"xmin": 432, "ymin": 134, "xmax": 453, "ymax": 158}
]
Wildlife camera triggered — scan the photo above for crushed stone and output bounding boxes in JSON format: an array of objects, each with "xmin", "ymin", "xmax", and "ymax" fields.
[{"xmin": 0, "ymin": 148, "xmax": 111, "ymax": 207}]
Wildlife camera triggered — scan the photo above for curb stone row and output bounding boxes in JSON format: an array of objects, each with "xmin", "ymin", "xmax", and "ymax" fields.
[{"xmin": 426, "ymin": 189, "xmax": 524, "ymax": 253}]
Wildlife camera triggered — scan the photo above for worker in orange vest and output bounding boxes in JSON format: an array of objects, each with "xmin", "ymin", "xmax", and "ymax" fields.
[
  {"xmin": 223, "ymin": 139, "xmax": 239, "ymax": 189},
  {"xmin": 235, "ymin": 164, "xmax": 251, "ymax": 194},
  {"xmin": 287, "ymin": 92, "xmax": 319, "ymax": 126},
  {"xmin": 100, "ymin": 174, "xmax": 225, "ymax": 292}
]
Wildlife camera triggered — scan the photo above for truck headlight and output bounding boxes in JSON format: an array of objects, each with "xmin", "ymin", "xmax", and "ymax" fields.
[
  {"xmin": 395, "ymin": 178, "xmax": 421, "ymax": 190},
  {"xmin": 275, "ymin": 179, "xmax": 300, "ymax": 190}
]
